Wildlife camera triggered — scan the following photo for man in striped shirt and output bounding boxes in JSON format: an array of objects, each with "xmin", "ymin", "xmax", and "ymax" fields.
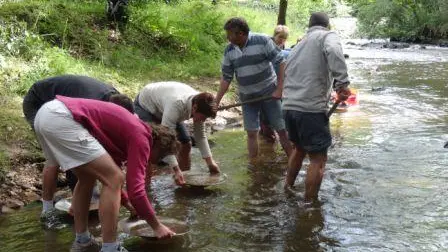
[{"xmin": 216, "ymin": 17, "xmax": 292, "ymax": 159}]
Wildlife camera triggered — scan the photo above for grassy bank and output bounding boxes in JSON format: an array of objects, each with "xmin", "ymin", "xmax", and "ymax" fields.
[{"xmin": 0, "ymin": 0, "xmax": 332, "ymax": 180}]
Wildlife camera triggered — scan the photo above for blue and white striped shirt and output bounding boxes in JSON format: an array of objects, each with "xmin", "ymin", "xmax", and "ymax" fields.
[{"xmin": 221, "ymin": 33, "xmax": 284, "ymax": 99}]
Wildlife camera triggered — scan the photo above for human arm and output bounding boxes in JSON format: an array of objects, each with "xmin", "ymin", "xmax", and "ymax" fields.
[
  {"xmin": 193, "ymin": 121, "xmax": 220, "ymax": 174},
  {"xmin": 172, "ymin": 166, "xmax": 186, "ymax": 185},
  {"xmin": 265, "ymin": 37, "xmax": 285, "ymax": 99},
  {"xmin": 216, "ymin": 78, "xmax": 231, "ymax": 106},
  {"xmin": 272, "ymin": 62, "xmax": 285, "ymax": 99},
  {"xmin": 159, "ymin": 151, "xmax": 185, "ymax": 186},
  {"xmin": 121, "ymin": 192, "xmax": 138, "ymax": 218},
  {"xmin": 159, "ymin": 103, "xmax": 188, "ymax": 185},
  {"xmin": 323, "ymin": 33, "xmax": 350, "ymax": 100},
  {"xmin": 216, "ymin": 49, "xmax": 234, "ymax": 105},
  {"xmin": 126, "ymin": 136, "xmax": 175, "ymax": 238}
]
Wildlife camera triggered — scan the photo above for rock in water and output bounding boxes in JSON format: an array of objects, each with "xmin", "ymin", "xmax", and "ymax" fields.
[{"xmin": 6, "ymin": 199, "xmax": 24, "ymax": 209}]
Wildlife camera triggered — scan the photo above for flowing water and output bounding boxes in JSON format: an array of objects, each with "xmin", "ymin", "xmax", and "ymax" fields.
[{"xmin": 1, "ymin": 42, "xmax": 448, "ymax": 252}]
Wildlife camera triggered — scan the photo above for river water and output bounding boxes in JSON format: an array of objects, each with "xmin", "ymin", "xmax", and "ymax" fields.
[{"xmin": 1, "ymin": 42, "xmax": 448, "ymax": 252}]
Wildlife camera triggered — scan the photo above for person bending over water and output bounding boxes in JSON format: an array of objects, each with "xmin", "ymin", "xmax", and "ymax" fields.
[
  {"xmin": 34, "ymin": 96, "xmax": 177, "ymax": 252},
  {"xmin": 134, "ymin": 81, "xmax": 220, "ymax": 182},
  {"xmin": 23, "ymin": 75, "xmax": 134, "ymax": 221}
]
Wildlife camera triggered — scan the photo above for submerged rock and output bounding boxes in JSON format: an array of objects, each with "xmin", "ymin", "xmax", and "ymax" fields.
[
  {"xmin": 371, "ymin": 87, "xmax": 386, "ymax": 92},
  {"xmin": 382, "ymin": 42, "xmax": 410, "ymax": 49},
  {"xmin": 439, "ymin": 41, "xmax": 448, "ymax": 47}
]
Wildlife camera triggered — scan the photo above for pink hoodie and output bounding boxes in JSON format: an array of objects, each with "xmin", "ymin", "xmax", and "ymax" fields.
[{"xmin": 57, "ymin": 95, "xmax": 156, "ymax": 220}]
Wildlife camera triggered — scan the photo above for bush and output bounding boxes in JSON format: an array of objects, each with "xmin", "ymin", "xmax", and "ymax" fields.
[{"xmin": 347, "ymin": 0, "xmax": 448, "ymax": 41}]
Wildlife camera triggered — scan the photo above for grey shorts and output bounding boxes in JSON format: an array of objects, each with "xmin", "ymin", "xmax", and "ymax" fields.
[
  {"xmin": 34, "ymin": 100, "xmax": 106, "ymax": 171},
  {"xmin": 283, "ymin": 110, "xmax": 331, "ymax": 153}
]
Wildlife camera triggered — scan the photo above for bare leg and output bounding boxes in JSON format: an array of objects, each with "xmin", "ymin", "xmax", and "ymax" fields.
[
  {"xmin": 72, "ymin": 154, "xmax": 124, "ymax": 243},
  {"xmin": 304, "ymin": 152, "xmax": 327, "ymax": 202},
  {"xmin": 42, "ymin": 166, "xmax": 59, "ymax": 201},
  {"xmin": 260, "ymin": 123, "xmax": 276, "ymax": 143},
  {"xmin": 178, "ymin": 142, "xmax": 192, "ymax": 171},
  {"xmin": 285, "ymin": 145, "xmax": 306, "ymax": 188},
  {"xmin": 71, "ymin": 168, "xmax": 95, "ymax": 234},
  {"xmin": 65, "ymin": 170, "xmax": 78, "ymax": 193},
  {"xmin": 247, "ymin": 130, "xmax": 259, "ymax": 159},
  {"xmin": 276, "ymin": 129, "xmax": 293, "ymax": 157}
]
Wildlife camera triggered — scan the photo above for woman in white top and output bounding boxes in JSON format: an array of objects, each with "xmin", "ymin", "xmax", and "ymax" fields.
[{"xmin": 134, "ymin": 82, "xmax": 220, "ymax": 185}]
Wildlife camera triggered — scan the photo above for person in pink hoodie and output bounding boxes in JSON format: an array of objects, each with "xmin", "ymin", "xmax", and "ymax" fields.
[{"xmin": 34, "ymin": 95, "xmax": 178, "ymax": 252}]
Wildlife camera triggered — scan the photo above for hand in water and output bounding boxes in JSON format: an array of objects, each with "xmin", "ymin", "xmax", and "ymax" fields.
[
  {"xmin": 154, "ymin": 223, "xmax": 176, "ymax": 239},
  {"xmin": 208, "ymin": 160, "xmax": 220, "ymax": 174},
  {"xmin": 173, "ymin": 167, "xmax": 186, "ymax": 186},
  {"xmin": 123, "ymin": 201, "xmax": 138, "ymax": 219}
]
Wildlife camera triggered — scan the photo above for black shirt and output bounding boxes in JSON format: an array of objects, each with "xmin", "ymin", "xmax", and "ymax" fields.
[{"xmin": 24, "ymin": 75, "xmax": 119, "ymax": 108}]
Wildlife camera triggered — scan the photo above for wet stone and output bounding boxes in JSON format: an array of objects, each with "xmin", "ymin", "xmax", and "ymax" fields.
[
  {"xmin": 24, "ymin": 191, "xmax": 40, "ymax": 202},
  {"xmin": 8, "ymin": 190, "xmax": 17, "ymax": 197},
  {"xmin": 53, "ymin": 190, "xmax": 71, "ymax": 202},
  {"xmin": 6, "ymin": 171, "xmax": 17, "ymax": 178},
  {"xmin": 21, "ymin": 184, "xmax": 32, "ymax": 190},
  {"xmin": 6, "ymin": 199, "xmax": 24, "ymax": 209},
  {"xmin": 1, "ymin": 205, "xmax": 15, "ymax": 214},
  {"xmin": 5, "ymin": 181, "xmax": 16, "ymax": 186}
]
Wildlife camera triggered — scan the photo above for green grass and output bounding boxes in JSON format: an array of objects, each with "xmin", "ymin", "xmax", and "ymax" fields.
[{"xmin": 0, "ymin": 97, "xmax": 44, "ymax": 181}]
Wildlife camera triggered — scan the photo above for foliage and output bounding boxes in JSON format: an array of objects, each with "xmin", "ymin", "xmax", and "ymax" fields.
[
  {"xmin": 0, "ymin": 97, "xmax": 43, "ymax": 181},
  {"xmin": 346, "ymin": 0, "xmax": 448, "ymax": 41}
]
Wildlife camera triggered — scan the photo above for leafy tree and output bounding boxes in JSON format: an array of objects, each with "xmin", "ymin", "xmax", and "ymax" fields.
[{"xmin": 346, "ymin": 0, "xmax": 448, "ymax": 41}]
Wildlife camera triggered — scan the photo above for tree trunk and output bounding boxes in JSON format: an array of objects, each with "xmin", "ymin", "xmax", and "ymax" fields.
[{"xmin": 277, "ymin": 0, "xmax": 288, "ymax": 25}]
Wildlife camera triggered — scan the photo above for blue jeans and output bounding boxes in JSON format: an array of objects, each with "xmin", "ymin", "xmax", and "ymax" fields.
[{"xmin": 242, "ymin": 97, "xmax": 285, "ymax": 131}]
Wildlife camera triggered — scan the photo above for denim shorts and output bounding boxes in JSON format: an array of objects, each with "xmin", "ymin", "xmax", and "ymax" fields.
[
  {"xmin": 283, "ymin": 110, "xmax": 331, "ymax": 153},
  {"xmin": 241, "ymin": 97, "xmax": 285, "ymax": 131},
  {"xmin": 134, "ymin": 94, "xmax": 190, "ymax": 144}
]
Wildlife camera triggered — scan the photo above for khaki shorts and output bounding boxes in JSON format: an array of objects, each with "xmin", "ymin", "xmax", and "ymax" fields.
[{"xmin": 34, "ymin": 100, "xmax": 106, "ymax": 171}]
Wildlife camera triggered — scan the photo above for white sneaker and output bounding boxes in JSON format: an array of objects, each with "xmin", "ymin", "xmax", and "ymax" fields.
[
  {"xmin": 40, "ymin": 209, "xmax": 65, "ymax": 229},
  {"xmin": 40, "ymin": 208, "xmax": 58, "ymax": 221}
]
